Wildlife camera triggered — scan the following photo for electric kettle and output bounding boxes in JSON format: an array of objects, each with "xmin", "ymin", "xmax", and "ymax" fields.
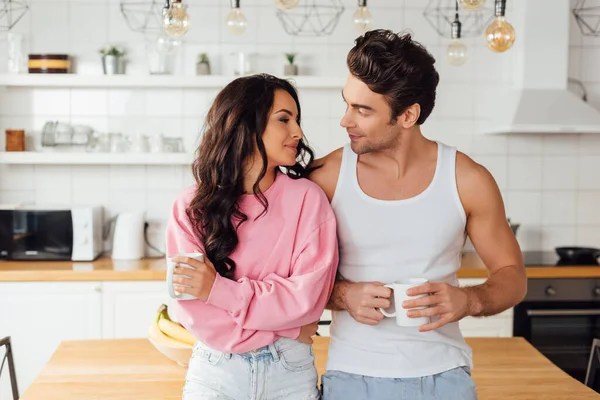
[{"xmin": 111, "ymin": 212, "xmax": 146, "ymax": 260}]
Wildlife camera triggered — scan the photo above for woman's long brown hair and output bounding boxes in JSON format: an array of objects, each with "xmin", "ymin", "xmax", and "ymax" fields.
[{"xmin": 186, "ymin": 74, "xmax": 315, "ymax": 279}]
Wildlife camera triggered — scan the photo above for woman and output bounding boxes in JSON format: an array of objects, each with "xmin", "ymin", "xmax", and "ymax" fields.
[{"xmin": 165, "ymin": 73, "xmax": 338, "ymax": 400}]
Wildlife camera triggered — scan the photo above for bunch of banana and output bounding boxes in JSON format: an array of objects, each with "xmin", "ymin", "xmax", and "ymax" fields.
[{"xmin": 148, "ymin": 304, "xmax": 197, "ymax": 347}]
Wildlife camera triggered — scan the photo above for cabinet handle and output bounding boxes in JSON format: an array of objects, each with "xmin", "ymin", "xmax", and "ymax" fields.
[
  {"xmin": 545, "ymin": 286, "xmax": 557, "ymax": 296},
  {"xmin": 94, "ymin": 286, "xmax": 102, "ymax": 293},
  {"xmin": 527, "ymin": 309, "xmax": 600, "ymax": 317}
]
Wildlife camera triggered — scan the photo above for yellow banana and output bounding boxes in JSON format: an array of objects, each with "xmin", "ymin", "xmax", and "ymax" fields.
[
  {"xmin": 148, "ymin": 304, "xmax": 193, "ymax": 348},
  {"xmin": 148, "ymin": 317, "xmax": 191, "ymax": 348},
  {"xmin": 158, "ymin": 317, "xmax": 197, "ymax": 346}
]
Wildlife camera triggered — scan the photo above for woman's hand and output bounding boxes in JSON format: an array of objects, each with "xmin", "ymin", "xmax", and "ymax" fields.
[
  {"xmin": 171, "ymin": 255, "xmax": 217, "ymax": 301},
  {"xmin": 296, "ymin": 321, "xmax": 319, "ymax": 344}
]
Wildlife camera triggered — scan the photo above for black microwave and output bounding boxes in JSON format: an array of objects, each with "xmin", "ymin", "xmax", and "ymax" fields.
[{"xmin": 0, "ymin": 206, "xmax": 103, "ymax": 261}]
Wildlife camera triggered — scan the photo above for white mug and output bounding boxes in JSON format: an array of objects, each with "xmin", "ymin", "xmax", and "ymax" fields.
[
  {"xmin": 166, "ymin": 252, "xmax": 203, "ymax": 300},
  {"xmin": 381, "ymin": 278, "xmax": 430, "ymax": 327}
]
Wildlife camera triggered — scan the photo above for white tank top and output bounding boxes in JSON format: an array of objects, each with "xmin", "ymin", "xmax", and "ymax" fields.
[{"xmin": 327, "ymin": 141, "xmax": 473, "ymax": 379}]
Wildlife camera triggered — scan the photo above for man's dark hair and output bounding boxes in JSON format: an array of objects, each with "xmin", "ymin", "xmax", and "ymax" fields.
[{"xmin": 347, "ymin": 29, "xmax": 440, "ymax": 125}]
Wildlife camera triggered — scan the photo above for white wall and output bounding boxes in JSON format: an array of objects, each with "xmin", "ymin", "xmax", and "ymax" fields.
[{"xmin": 0, "ymin": 0, "xmax": 599, "ymax": 253}]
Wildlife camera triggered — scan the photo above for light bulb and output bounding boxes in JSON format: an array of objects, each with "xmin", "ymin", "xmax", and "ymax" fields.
[
  {"xmin": 226, "ymin": 7, "xmax": 247, "ymax": 35},
  {"xmin": 274, "ymin": 0, "xmax": 299, "ymax": 10},
  {"xmin": 162, "ymin": 1, "xmax": 190, "ymax": 37},
  {"xmin": 485, "ymin": 16, "xmax": 515, "ymax": 52},
  {"xmin": 460, "ymin": 0, "xmax": 486, "ymax": 11},
  {"xmin": 447, "ymin": 39, "xmax": 468, "ymax": 66},
  {"xmin": 353, "ymin": 6, "xmax": 372, "ymax": 34}
]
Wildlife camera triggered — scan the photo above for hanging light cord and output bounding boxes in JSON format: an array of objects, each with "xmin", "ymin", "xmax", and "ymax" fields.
[
  {"xmin": 162, "ymin": 0, "xmax": 171, "ymax": 13},
  {"xmin": 455, "ymin": 0, "xmax": 459, "ymax": 21},
  {"xmin": 452, "ymin": 0, "xmax": 462, "ymax": 39}
]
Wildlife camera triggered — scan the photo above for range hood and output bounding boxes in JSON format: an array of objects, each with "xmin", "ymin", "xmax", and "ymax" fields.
[{"xmin": 482, "ymin": 0, "xmax": 600, "ymax": 135}]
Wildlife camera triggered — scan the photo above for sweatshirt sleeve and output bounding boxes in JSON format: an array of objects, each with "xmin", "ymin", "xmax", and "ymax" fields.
[
  {"xmin": 165, "ymin": 187, "xmax": 301, "ymax": 341},
  {"xmin": 205, "ymin": 188, "xmax": 339, "ymax": 332}
]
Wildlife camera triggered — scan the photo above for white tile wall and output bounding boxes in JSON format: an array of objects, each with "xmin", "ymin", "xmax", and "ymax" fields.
[
  {"xmin": 0, "ymin": 0, "xmax": 599, "ymax": 253},
  {"xmin": 542, "ymin": 157, "xmax": 578, "ymax": 190}
]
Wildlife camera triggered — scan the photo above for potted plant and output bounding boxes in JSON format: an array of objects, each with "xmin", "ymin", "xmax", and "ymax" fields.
[
  {"xmin": 284, "ymin": 52, "xmax": 298, "ymax": 76},
  {"xmin": 196, "ymin": 53, "xmax": 211, "ymax": 75},
  {"xmin": 99, "ymin": 45, "xmax": 126, "ymax": 75}
]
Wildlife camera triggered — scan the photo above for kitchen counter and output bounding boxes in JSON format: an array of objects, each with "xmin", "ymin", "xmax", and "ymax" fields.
[
  {"xmin": 0, "ymin": 257, "xmax": 166, "ymax": 281},
  {"xmin": 1, "ymin": 252, "xmax": 600, "ymax": 282},
  {"xmin": 458, "ymin": 252, "xmax": 600, "ymax": 279},
  {"xmin": 20, "ymin": 336, "xmax": 599, "ymax": 400}
]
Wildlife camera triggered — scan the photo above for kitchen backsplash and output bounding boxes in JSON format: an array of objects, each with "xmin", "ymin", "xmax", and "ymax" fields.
[{"xmin": 0, "ymin": 0, "xmax": 599, "ymax": 254}]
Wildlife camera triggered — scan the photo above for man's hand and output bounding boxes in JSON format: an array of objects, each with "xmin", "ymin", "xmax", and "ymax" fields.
[
  {"xmin": 296, "ymin": 321, "xmax": 319, "ymax": 344},
  {"xmin": 337, "ymin": 281, "xmax": 392, "ymax": 326},
  {"xmin": 171, "ymin": 255, "xmax": 217, "ymax": 301},
  {"xmin": 403, "ymin": 282, "xmax": 474, "ymax": 333}
]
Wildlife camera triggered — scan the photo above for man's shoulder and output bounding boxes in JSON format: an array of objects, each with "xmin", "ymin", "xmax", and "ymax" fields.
[
  {"xmin": 309, "ymin": 147, "xmax": 344, "ymax": 201},
  {"xmin": 455, "ymin": 151, "xmax": 494, "ymax": 184},
  {"xmin": 455, "ymin": 150, "xmax": 502, "ymax": 212},
  {"xmin": 312, "ymin": 147, "xmax": 344, "ymax": 170}
]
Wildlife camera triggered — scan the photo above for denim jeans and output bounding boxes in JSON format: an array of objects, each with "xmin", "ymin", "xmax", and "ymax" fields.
[
  {"xmin": 321, "ymin": 367, "xmax": 478, "ymax": 400},
  {"xmin": 182, "ymin": 337, "xmax": 320, "ymax": 400}
]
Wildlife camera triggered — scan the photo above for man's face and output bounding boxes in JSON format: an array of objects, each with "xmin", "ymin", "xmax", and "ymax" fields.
[{"xmin": 340, "ymin": 75, "xmax": 400, "ymax": 155}]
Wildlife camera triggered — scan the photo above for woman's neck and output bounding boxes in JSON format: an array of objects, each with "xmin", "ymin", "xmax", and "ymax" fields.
[{"xmin": 243, "ymin": 155, "xmax": 276, "ymax": 194}]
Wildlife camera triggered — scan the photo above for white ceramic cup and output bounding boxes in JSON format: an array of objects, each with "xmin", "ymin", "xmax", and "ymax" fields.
[
  {"xmin": 166, "ymin": 252, "xmax": 204, "ymax": 301},
  {"xmin": 381, "ymin": 278, "xmax": 431, "ymax": 327}
]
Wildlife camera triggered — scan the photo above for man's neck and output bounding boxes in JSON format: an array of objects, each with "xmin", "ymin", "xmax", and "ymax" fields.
[{"xmin": 359, "ymin": 127, "xmax": 434, "ymax": 180}]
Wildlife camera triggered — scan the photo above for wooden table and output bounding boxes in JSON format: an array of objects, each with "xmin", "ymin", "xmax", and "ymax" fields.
[{"xmin": 21, "ymin": 337, "xmax": 599, "ymax": 400}]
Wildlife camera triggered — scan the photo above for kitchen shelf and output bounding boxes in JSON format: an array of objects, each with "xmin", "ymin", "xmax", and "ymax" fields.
[
  {"xmin": 0, "ymin": 152, "xmax": 192, "ymax": 165},
  {"xmin": 0, "ymin": 74, "xmax": 346, "ymax": 89}
]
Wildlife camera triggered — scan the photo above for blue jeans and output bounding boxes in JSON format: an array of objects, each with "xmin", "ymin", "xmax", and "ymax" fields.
[
  {"xmin": 182, "ymin": 337, "xmax": 320, "ymax": 400},
  {"xmin": 321, "ymin": 367, "xmax": 478, "ymax": 400}
]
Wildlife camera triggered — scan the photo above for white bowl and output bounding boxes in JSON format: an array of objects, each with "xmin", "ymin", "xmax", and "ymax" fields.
[{"xmin": 148, "ymin": 337, "xmax": 193, "ymax": 366}]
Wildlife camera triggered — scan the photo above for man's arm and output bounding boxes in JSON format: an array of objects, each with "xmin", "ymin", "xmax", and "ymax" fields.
[
  {"xmin": 326, "ymin": 275, "xmax": 391, "ymax": 325},
  {"xmin": 310, "ymin": 149, "xmax": 344, "ymax": 312},
  {"xmin": 310, "ymin": 149, "xmax": 393, "ymax": 325},
  {"xmin": 308, "ymin": 148, "xmax": 343, "ymax": 202},
  {"xmin": 327, "ymin": 275, "xmax": 351, "ymax": 311},
  {"xmin": 404, "ymin": 152, "xmax": 526, "ymax": 331},
  {"xmin": 458, "ymin": 153, "xmax": 527, "ymax": 316}
]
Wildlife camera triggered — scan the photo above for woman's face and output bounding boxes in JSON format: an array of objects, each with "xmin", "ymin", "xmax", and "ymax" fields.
[{"xmin": 261, "ymin": 89, "xmax": 303, "ymax": 168}]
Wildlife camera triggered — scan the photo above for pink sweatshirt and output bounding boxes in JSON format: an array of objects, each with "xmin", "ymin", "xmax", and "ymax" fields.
[{"xmin": 165, "ymin": 173, "xmax": 339, "ymax": 353}]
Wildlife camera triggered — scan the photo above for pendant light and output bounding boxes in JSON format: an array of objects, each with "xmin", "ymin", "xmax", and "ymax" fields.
[
  {"xmin": 352, "ymin": 0, "xmax": 373, "ymax": 34},
  {"xmin": 226, "ymin": 0, "xmax": 247, "ymax": 35},
  {"xmin": 447, "ymin": 0, "xmax": 467, "ymax": 66},
  {"xmin": 485, "ymin": 0, "xmax": 515, "ymax": 52},
  {"xmin": 162, "ymin": 0, "xmax": 190, "ymax": 37},
  {"xmin": 460, "ymin": 0, "xmax": 486, "ymax": 11},
  {"xmin": 274, "ymin": 0, "xmax": 300, "ymax": 10}
]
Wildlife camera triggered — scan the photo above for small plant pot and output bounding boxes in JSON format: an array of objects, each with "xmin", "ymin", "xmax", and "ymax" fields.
[
  {"xmin": 196, "ymin": 62, "xmax": 211, "ymax": 75},
  {"xmin": 284, "ymin": 63, "xmax": 298, "ymax": 76},
  {"xmin": 102, "ymin": 55, "xmax": 125, "ymax": 75}
]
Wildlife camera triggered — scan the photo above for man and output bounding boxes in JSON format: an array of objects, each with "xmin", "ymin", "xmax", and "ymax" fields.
[{"xmin": 309, "ymin": 29, "xmax": 527, "ymax": 399}]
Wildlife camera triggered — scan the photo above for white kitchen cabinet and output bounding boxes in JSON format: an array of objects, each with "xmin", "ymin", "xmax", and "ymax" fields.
[
  {"xmin": 318, "ymin": 309, "xmax": 332, "ymax": 337},
  {"xmin": 458, "ymin": 278, "xmax": 514, "ymax": 338},
  {"xmin": 460, "ymin": 310, "xmax": 513, "ymax": 338},
  {"xmin": 102, "ymin": 281, "xmax": 173, "ymax": 339},
  {"xmin": 0, "ymin": 282, "xmax": 102, "ymax": 400},
  {"xmin": 317, "ymin": 309, "xmax": 513, "ymax": 338}
]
